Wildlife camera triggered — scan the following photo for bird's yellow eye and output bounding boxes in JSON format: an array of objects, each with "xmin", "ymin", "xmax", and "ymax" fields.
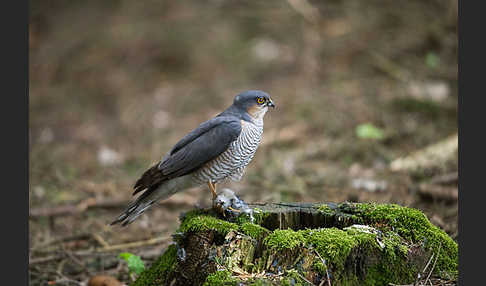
[{"xmin": 257, "ymin": 97, "xmax": 265, "ymax": 104}]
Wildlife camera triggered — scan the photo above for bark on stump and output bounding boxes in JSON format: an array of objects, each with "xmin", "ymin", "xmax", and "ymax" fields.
[{"xmin": 133, "ymin": 202, "xmax": 458, "ymax": 286}]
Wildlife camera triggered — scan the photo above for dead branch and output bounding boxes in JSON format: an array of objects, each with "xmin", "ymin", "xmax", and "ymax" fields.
[
  {"xmin": 428, "ymin": 172, "xmax": 458, "ymax": 186},
  {"xmin": 87, "ymin": 235, "xmax": 170, "ymax": 253},
  {"xmin": 29, "ymin": 198, "xmax": 130, "ymax": 218},
  {"xmin": 91, "ymin": 233, "xmax": 110, "ymax": 248},
  {"xmin": 30, "ymin": 197, "xmax": 194, "ymax": 218},
  {"xmin": 30, "ymin": 255, "xmax": 65, "ymax": 265},
  {"xmin": 314, "ymin": 249, "xmax": 331, "ymax": 286},
  {"xmin": 31, "ymin": 233, "xmax": 92, "ymax": 251},
  {"xmin": 417, "ymin": 183, "xmax": 458, "ymax": 202},
  {"xmin": 29, "ymin": 236, "xmax": 171, "ymax": 266},
  {"xmin": 295, "ymin": 272, "xmax": 316, "ymax": 286},
  {"xmin": 286, "ymin": 0, "xmax": 321, "ymax": 25},
  {"xmin": 390, "ymin": 133, "xmax": 458, "ymax": 174},
  {"xmin": 424, "ymin": 243, "xmax": 441, "ymax": 285}
]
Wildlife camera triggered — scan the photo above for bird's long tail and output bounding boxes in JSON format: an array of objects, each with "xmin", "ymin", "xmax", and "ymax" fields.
[
  {"xmin": 110, "ymin": 175, "xmax": 193, "ymax": 226},
  {"xmin": 110, "ymin": 190, "xmax": 157, "ymax": 226}
]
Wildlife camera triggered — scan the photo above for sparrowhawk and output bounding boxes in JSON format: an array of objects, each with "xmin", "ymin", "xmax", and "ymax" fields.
[{"xmin": 111, "ymin": 90, "xmax": 275, "ymax": 226}]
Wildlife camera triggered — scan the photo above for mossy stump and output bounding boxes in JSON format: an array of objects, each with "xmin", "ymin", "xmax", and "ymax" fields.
[{"xmin": 133, "ymin": 202, "xmax": 458, "ymax": 286}]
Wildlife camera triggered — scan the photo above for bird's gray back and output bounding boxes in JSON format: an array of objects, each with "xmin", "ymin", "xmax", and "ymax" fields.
[{"xmin": 192, "ymin": 118, "xmax": 263, "ymax": 184}]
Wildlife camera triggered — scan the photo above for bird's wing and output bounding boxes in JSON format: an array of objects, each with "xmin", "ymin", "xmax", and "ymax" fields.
[{"xmin": 132, "ymin": 116, "xmax": 242, "ymax": 195}]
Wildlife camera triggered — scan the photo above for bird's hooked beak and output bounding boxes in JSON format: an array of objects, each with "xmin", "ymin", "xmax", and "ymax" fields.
[{"xmin": 266, "ymin": 99, "xmax": 275, "ymax": 108}]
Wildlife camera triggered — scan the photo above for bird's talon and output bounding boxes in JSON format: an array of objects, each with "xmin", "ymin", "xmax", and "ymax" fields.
[{"xmin": 212, "ymin": 203, "xmax": 226, "ymax": 217}]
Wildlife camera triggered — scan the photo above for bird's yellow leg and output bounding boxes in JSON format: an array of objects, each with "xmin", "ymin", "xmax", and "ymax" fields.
[
  {"xmin": 207, "ymin": 181, "xmax": 217, "ymax": 200},
  {"xmin": 228, "ymin": 206, "xmax": 241, "ymax": 212}
]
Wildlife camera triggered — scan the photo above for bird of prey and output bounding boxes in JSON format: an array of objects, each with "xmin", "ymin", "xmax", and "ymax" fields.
[{"xmin": 111, "ymin": 90, "xmax": 275, "ymax": 226}]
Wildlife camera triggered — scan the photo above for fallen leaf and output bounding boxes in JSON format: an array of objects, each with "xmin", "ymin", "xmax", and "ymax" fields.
[{"xmin": 88, "ymin": 275, "xmax": 124, "ymax": 286}]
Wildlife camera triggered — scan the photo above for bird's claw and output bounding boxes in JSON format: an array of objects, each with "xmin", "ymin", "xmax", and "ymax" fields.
[
  {"xmin": 212, "ymin": 201, "xmax": 226, "ymax": 217},
  {"xmin": 227, "ymin": 206, "xmax": 241, "ymax": 213},
  {"xmin": 212, "ymin": 188, "xmax": 254, "ymax": 222}
]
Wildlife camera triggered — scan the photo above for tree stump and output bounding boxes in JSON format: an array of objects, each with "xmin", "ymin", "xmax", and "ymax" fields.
[{"xmin": 133, "ymin": 202, "xmax": 457, "ymax": 286}]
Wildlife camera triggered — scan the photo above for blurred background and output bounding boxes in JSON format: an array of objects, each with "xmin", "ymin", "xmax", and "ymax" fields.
[{"xmin": 29, "ymin": 0, "xmax": 457, "ymax": 285}]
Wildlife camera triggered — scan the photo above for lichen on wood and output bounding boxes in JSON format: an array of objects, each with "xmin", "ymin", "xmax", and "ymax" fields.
[{"xmin": 133, "ymin": 202, "xmax": 457, "ymax": 286}]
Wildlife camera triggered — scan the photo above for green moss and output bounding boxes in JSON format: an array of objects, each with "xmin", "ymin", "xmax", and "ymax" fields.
[
  {"xmin": 203, "ymin": 270, "xmax": 240, "ymax": 286},
  {"xmin": 343, "ymin": 225, "xmax": 416, "ymax": 285},
  {"xmin": 263, "ymin": 229, "xmax": 305, "ymax": 250},
  {"xmin": 345, "ymin": 229, "xmax": 382, "ymax": 258},
  {"xmin": 280, "ymin": 269, "xmax": 311, "ymax": 286},
  {"xmin": 234, "ymin": 213, "xmax": 254, "ymax": 225},
  {"xmin": 303, "ymin": 228, "xmax": 358, "ymax": 272},
  {"xmin": 355, "ymin": 203, "xmax": 458, "ymax": 277},
  {"xmin": 263, "ymin": 202, "xmax": 457, "ymax": 284},
  {"xmin": 263, "ymin": 223, "xmax": 420, "ymax": 284},
  {"xmin": 132, "ymin": 244, "xmax": 177, "ymax": 286},
  {"xmin": 137, "ymin": 203, "xmax": 457, "ymax": 285},
  {"xmin": 312, "ymin": 260, "xmax": 327, "ymax": 274},
  {"xmin": 363, "ymin": 260, "xmax": 417, "ymax": 286},
  {"xmin": 247, "ymin": 279, "xmax": 272, "ymax": 286},
  {"xmin": 179, "ymin": 212, "xmax": 239, "ymax": 236},
  {"xmin": 317, "ymin": 202, "xmax": 457, "ymax": 278},
  {"xmin": 232, "ymin": 208, "xmax": 268, "ymax": 225},
  {"xmin": 178, "ymin": 209, "xmax": 271, "ymax": 239},
  {"xmin": 251, "ymin": 207, "xmax": 271, "ymax": 225},
  {"xmin": 264, "ymin": 227, "xmax": 374, "ymax": 275},
  {"xmin": 240, "ymin": 222, "xmax": 270, "ymax": 239},
  {"xmin": 317, "ymin": 203, "xmax": 363, "ymax": 225},
  {"xmin": 317, "ymin": 204, "xmax": 335, "ymax": 216},
  {"xmin": 384, "ymin": 231, "xmax": 408, "ymax": 260}
]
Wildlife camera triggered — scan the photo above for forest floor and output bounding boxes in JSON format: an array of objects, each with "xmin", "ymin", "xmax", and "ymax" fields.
[{"xmin": 29, "ymin": 1, "xmax": 457, "ymax": 285}]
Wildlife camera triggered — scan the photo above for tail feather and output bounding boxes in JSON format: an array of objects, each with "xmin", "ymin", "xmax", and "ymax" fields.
[
  {"xmin": 110, "ymin": 191, "xmax": 156, "ymax": 226},
  {"xmin": 111, "ymin": 162, "xmax": 166, "ymax": 226},
  {"xmin": 111, "ymin": 174, "xmax": 193, "ymax": 226},
  {"xmin": 133, "ymin": 163, "xmax": 165, "ymax": 196}
]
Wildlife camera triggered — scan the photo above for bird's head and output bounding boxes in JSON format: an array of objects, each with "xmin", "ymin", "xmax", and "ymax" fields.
[{"xmin": 233, "ymin": 90, "xmax": 275, "ymax": 120}]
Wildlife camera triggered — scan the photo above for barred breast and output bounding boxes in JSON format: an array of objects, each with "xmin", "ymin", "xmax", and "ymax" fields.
[{"xmin": 192, "ymin": 119, "xmax": 263, "ymax": 184}]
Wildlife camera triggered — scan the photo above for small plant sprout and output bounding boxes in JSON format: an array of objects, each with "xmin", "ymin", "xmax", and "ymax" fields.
[{"xmin": 119, "ymin": 252, "xmax": 145, "ymax": 281}]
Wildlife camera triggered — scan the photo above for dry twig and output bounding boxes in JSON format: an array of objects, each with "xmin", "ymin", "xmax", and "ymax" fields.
[
  {"xmin": 424, "ymin": 243, "xmax": 441, "ymax": 285},
  {"xmin": 295, "ymin": 271, "xmax": 316, "ymax": 286},
  {"xmin": 91, "ymin": 233, "xmax": 110, "ymax": 248},
  {"xmin": 30, "ymin": 236, "xmax": 170, "ymax": 266},
  {"xmin": 90, "ymin": 235, "xmax": 170, "ymax": 252},
  {"xmin": 417, "ymin": 184, "xmax": 458, "ymax": 202},
  {"xmin": 31, "ymin": 233, "xmax": 92, "ymax": 251},
  {"xmin": 314, "ymin": 249, "xmax": 331, "ymax": 286},
  {"xmin": 286, "ymin": 0, "xmax": 321, "ymax": 25},
  {"xmin": 415, "ymin": 252, "xmax": 435, "ymax": 285},
  {"xmin": 30, "ymin": 197, "xmax": 194, "ymax": 218},
  {"xmin": 30, "ymin": 198, "xmax": 131, "ymax": 218},
  {"xmin": 428, "ymin": 172, "xmax": 458, "ymax": 185}
]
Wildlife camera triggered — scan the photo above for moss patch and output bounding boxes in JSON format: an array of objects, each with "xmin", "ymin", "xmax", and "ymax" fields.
[
  {"xmin": 203, "ymin": 270, "xmax": 240, "ymax": 286},
  {"xmin": 263, "ymin": 229, "xmax": 305, "ymax": 250},
  {"xmin": 132, "ymin": 244, "xmax": 177, "ymax": 286},
  {"xmin": 317, "ymin": 204, "xmax": 335, "ymax": 216},
  {"xmin": 280, "ymin": 269, "xmax": 312, "ymax": 286},
  {"xmin": 304, "ymin": 228, "xmax": 359, "ymax": 271},
  {"xmin": 135, "ymin": 202, "xmax": 458, "ymax": 285},
  {"xmin": 179, "ymin": 211, "xmax": 239, "ymax": 236},
  {"xmin": 262, "ymin": 226, "xmax": 398, "ymax": 280},
  {"xmin": 247, "ymin": 279, "xmax": 273, "ymax": 286},
  {"xmin": 240, "ymin": 222, "xmax": 270, "ymax": 240},
  {"xmin": 252, "ymin": 208, "xmax": 272, "ymax": 224},
  {"xmin": 234, "ymin": 207, "xmax": 271, "ymax": 225},
  {"xmin": 317, "ymin": 203, "xmax": 363, "ymax": 226},
  {"xmin": 354, "ymin": 203, "xmax": 458, "ymax": 277}
]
